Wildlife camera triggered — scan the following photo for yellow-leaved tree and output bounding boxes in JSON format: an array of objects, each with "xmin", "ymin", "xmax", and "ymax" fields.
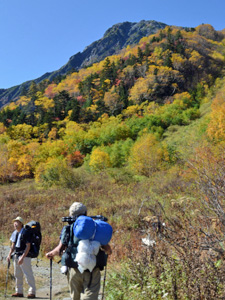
[
  {"xmin": 207, "ymin": 87, "xmax": 225, "ymax": 142},
  {"xmin": 0, "ymin": 122, "xmax": 6, "ymax": 134},
  {"xmin": 7, "ymin": 124, "xmax": 34, "ymax": 140},
  {"xmin": 34, "ymin": 157, "xmax": 80, "ymax": 189},
  {"xmin": 128, "ymin": 133, "xmax": 164, "ymax": 176},
  {"xmin": 89, "ymin": 148, "xmax": 111, "ymax": 172},
  {"xmin": 103, "ymin": 87, "xmax": 122, "ymax": 115},
  {"xmin": 17, "ymin": 154, "xmax": 33, "ymax": 177},
  {"xmin": 6, "ymin": 140, "xmax": 40, "ymax": 179},
  {"xmin": 0, "ymin": 144, "xmax": 16, "ymax": 182},
  {"xmin": 35, "ymin": 92, "xmax": 55, "ymax": 111}
]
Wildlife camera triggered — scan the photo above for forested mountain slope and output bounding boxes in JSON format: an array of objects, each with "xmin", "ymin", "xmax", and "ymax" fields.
[
  {"xmin": 0, "ymin": 20, "xmax": 167, "ymax": 106},
  {"xmin": 0, "ymin": 23, "xmax": 223, "ymax": 183}
]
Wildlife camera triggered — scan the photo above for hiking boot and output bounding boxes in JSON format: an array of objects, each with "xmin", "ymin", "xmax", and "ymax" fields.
[
  {"xmin": 27, "ymin": 294, "xmax": 36, "ymax": 299},
  {"xmin": 12, "ymin": 293, "xmax": 24, "ymax": 297}
]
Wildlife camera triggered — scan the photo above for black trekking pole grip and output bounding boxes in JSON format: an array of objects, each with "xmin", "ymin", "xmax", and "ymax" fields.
[{"xmin": 50, "ymin": 258, "xmax": 52, "ymax": 300}]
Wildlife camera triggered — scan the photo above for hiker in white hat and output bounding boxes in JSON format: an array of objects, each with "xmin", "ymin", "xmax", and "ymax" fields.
[{"xmin": 7, "ymin": 216, "xmax": 36, "ymax": 298}]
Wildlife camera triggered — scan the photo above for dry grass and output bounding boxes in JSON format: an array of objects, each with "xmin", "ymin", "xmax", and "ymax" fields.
[
  {"xmin": 1, "ymin": 147, "xmax": 225, "ymax": 299},
  {"xmin": 0, "ymin": 167, "xmax": 183, "ymax": 258},
  {"xmin": 0, "ymin": 164, "xmax": 191, "ymax": 262},
  {"xmin": 0, "ymin": 264, "xmax": 14, "ymax": 297}
]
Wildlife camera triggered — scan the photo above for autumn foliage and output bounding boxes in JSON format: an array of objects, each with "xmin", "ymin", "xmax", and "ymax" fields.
[
  {"xmin": 0, "ymin": 25, "xmax": 223, "ymax": 186},
  {"xmin": 2, "ymin": 23, "xmax": 225, "ymax": 300}
]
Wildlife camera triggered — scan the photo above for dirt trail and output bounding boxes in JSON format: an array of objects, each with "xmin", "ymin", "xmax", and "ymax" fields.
[
  {"xmin": 1, "ymin": 245, "xmax": 69, "ymax": 300},
  {"xmin": 31, "ymin": 258, "xmax": 69, "ymax": 300}
]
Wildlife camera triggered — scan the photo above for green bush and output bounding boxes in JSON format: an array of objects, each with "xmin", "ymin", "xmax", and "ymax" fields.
[
  {"xmin": 103, "ymin": 138, "xmax": 134, "ymax": 168},
  {"xmin": 35, "ymin": 158, "xmax": 85, "ymax": 189},
  {"xmin": 105, "ymin": 258, "xmax": 184, "ymax": 300}
]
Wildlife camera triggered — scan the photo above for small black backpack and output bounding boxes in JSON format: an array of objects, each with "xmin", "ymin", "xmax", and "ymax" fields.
[{"xmin": 24, "ymin": 220, "xmax": 42, "ymax": 258}]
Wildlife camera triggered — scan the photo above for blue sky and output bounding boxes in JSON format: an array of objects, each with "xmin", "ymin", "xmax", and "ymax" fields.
[{"xmin": 0, "ymin": 0, "xmax": 225, "ymax": 89}]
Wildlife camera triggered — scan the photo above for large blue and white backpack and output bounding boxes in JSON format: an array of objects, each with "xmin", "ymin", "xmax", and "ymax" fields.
[
  {"xmin": 61, "ymin": 215, "xmax": 112, "ymax": 271},
  {"xmin": 72, "ymin": 215, "xmax": 113, "ymax": 272}
]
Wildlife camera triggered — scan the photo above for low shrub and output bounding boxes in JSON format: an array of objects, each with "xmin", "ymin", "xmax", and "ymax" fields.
[{"xmin": 35, "ymin": 158, "xmax": 85, "ymax": 189}]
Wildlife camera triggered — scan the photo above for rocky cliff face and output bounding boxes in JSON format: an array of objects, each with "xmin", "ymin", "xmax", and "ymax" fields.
[
  {"xmin": 0, "ymin": 20, "xmax": 167, "ymax": 106},
  {"xmin": 47, "ymin": 20, "xmax": 167, "ymax": 80}
]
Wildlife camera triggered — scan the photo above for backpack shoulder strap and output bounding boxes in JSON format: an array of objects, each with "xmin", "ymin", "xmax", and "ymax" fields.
[
  {"xmin": 69, "ymin": 223, "xmax": 79, "ymax": 246},
  {"xmin": 60, "ymin": 225, "xmax": 71, "ymax": 245},
  {"xmin": 20, "ymin": 228, "xmax": 30, "ymax": 243},
  {"xmin": 61, "ymin": 224, "xmax": 79, "ymax": 246}
]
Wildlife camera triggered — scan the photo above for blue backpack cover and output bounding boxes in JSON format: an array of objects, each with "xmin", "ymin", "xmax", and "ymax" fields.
[
  {"xmin": 73, "ymin": 216, "xmax": 96, "ymax": 240},
  {"xmin": 93, "ymin": 219, "xmax": 113, "ymax": 245},
  {"xmin": 73, "ymin": 216, "xmax": 113, "ymax": 245}
]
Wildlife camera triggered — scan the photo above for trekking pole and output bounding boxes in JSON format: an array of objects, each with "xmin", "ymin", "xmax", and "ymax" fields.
[
  {"xmin": 4, "ymin": 260, "xmax": 10, "ymax": 298},
  {"xmin": 101, "ymin": 258, "xmax": 108, "ymax": 300},
  {"xmin": 50, "ymin": 258, "xmax": 52, "ymax": 300}
]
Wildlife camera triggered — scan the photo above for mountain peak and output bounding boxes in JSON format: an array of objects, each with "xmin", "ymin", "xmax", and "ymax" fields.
[{"xmin": 0, "ymin": 20, "xmax": 167, "ymax": 106}]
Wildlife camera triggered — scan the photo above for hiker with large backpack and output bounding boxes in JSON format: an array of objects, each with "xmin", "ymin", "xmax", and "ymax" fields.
[
  {"xmin": 6, "ymin": 216, "xmax": 40, "ymax": 299},
  {"xmin": 46, "ymin": 202, "xmax": 112, "ymax": 300}
]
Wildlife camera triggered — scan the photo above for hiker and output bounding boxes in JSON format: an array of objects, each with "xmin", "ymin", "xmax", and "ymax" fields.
[
  {"xmin": 6, "ymin": 216, "xmax": 36, "ymax": 298},
  {"xmin": 46, "ymin": 202, "xmax": 112, "ymax": 300}
]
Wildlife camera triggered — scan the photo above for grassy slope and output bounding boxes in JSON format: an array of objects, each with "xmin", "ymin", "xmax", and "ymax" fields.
[{"xmin": 163, "ymin": 101, "xmax": 211, "ymax": 158}]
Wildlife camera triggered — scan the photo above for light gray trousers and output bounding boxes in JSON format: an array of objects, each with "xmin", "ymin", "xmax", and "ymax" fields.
[{"xmin": 14, "ymin": 256, "xmax": 36, "ymax": 295}]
